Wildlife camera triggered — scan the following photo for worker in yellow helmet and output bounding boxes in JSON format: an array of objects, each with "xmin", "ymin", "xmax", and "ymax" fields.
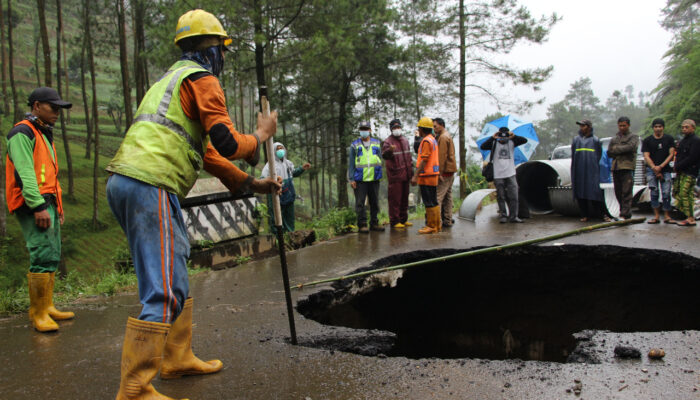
[
  {"xmin": 411, "ymin": 117, "xmax": 441, "ymax": 234},
  {"xmin": 110, "ymin": 9, "xmax": 281, "ymax": 400}
]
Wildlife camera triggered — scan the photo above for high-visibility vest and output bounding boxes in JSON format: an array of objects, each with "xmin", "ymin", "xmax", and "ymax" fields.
[
  {"xmin": 5, "ymin": 120, "xmax": 63, "ymax": 215},
  {"xmin": 417, "ymin": 135, "xmax": 439, "ymax": 177},
  {"xmin": 351, "ymin": 138, "xmax": 383, "ymax": 182},
  {"xmin": 106, "ymin": 60, "xmax": 210, "ymax": 198}
]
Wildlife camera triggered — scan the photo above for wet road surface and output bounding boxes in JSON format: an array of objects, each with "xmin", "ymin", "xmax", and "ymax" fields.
[{"xmin": 1, "ymin": 206, "xmax": 699, "ymax": 399}]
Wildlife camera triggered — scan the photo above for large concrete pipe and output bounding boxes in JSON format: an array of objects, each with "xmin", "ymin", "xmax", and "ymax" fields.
[
  {"xmin": 458, "ymin": 189, "xmax": 496, "ymax": 221},
  {"xmin": 515, "ymin": 159, "xmax": 572, "ymax": 214},
  {"xmin": 547, "ymin": 183, "xmax": 648, "ymax": 219}
]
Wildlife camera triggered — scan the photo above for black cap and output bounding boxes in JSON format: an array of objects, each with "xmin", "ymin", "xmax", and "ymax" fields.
[
  {"xmin": 359, "ymin": 120, "xmax": 371, "ymax": 129},
  {"xmin": 27, "ymin": 87, "xmax": 72, "ymax": 109},
  {"xmin": 575, "ymin": 119, "xmax": 592, "ymax": 127},
  {"xmin": 497, "ymin": 127, "xmax": 509, "ymax": 138},
  {"xmin": 389, "ymin": 119, "xmax": 402, "ymax": 130}
]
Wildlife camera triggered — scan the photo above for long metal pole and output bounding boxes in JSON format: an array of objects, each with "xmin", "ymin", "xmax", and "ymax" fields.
[
  {"xmin": 291, "ymin": 217, "xmax": 645, "ymax": 289},
  {"xmin": 260, "ymin": 88, "xmax": 297, "ymax": 344}
]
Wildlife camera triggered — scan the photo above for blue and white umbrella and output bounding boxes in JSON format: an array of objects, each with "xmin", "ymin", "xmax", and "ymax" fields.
[{"xmin": 476, "ymin": 115, "xmax": 539, "ymax": 165}]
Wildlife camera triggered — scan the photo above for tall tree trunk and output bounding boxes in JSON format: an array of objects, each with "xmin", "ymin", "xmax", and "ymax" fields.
[
  {"xmin": 0, "ymin": 2, "xmax": 8, "ymax": 116},
  {"xmin": 80, "ymin": 0, "xmax": 92, "ymax": 159},
  {"xmin": 239, "ymin": 78, "xmax": 245, "ymax": 133},
  {"xmin": 253, "ymin": 0, "xmax": 268, "ymax": 105},
  {"xmin": 457, "ymin": 0, "xmax": 467, "ymax": 199},
  {"xmin": 335, "ymin": 78, "xmax": 351, "ymax": 208},
  {"xmin": 313, "ymin": 133, "xmax": 319, "ymax": 214},
  {"xmin": 132, "ymin": 0, "xmax": 148, "ymax": 105},
  {"xmin": 329, "ymin": 125, "xmax": 336, "ymax": 209},
  {"xmin": 55, "ymin": 0, "xmax": 73, "ymax": 199},
  {"xmin": 7, "ymin": 0, "xmax": 20, "ymax": 122},
  {"xmin": 116, "ymin": 0, "xmax": 132, "ymax": 128},
  {"xmin": 86, "ymin": 3, "xmax": 100, "ymax": 229},
  {"xmin": 37, "ymin": 0, "xmax": 51, "ymax": 86},
  {"xmin": 320, "ymin": 131, "xmax": 326, "ymax": 209},
  {"xmin": 62, "ymin": 10, "xmax": 69, "ymax": 121},
  {"xmin": 33, "ymin": 35, "xmax": 41, "ymax": 87}
]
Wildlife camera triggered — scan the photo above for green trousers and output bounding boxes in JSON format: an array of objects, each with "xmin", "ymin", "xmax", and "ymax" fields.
[
  {"xmin": 675, "ymin": 173, "xmax": 696, "ymax": 219},
  {"xmin": 16, "ymin": 203, "xmax": 61, "ymax": 273},
  {"xmin": 267, "ymin": 196, "xmax": 296, "ymax": 234}
]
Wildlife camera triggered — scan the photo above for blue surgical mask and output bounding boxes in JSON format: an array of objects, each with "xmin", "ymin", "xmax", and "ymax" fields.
[
  {"xmin": 275, "ymin": 149, "xmax": 286, "ymax": 159},
  {"xmin": 360, "ymin": 130, "xmax": 370, "ymax": 139}
]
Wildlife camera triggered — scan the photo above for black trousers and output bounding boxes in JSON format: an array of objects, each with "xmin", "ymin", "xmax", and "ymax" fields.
[
  {"xmin": 420, "ymin": 185, "xmax": 438, "ymax": 208},
  {"xmin": 576, "ymin": 198, "xmax": 604, "ymax": 219},
  {"xmin": 355, "ymin": 181, "xmax": 380, "ymax": 227}
]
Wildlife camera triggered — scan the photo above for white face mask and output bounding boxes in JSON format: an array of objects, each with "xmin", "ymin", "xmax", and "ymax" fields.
[{"xmin": 391, "ymin": 129, "xmax": 402, "ymax": 137}]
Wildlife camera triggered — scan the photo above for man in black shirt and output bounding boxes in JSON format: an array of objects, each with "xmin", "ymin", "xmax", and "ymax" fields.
[
  {"xmin": 673, "ymin": 119, "xmax": 700, "ymax": 226},
  {"xmin": 642, "ymin": 118, "xmax": 676, "ymax": 224}
]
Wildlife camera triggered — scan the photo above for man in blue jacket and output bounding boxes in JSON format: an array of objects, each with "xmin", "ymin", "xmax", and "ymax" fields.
[{"xmin": 348, "ymin": 121, "xmax": 384, "ymax": 232}]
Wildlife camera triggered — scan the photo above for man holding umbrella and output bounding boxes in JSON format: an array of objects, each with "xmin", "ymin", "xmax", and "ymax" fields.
[{"xmin": 480, "ymin": 127, "xmax": 527, "ymax": 223}]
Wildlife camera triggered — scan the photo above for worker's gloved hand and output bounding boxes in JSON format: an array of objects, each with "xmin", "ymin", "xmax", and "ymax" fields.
[
  {"xmin": 255, "ymin": 111, "xmax": 278, "ymax": 143},
  {"xmin": 251, "ymin": 177, "xmax": 282, "ymax": 195}
]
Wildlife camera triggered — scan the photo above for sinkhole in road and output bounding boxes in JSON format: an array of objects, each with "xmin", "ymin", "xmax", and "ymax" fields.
[{"xmin": 296, "ymin": 245, "xmax": 700, "ymax": 362}]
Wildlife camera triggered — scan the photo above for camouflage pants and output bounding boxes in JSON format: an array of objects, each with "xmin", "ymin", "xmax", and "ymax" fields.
[{"xmin": 674, "ymin": 173, "xmax": 695, "ymax": 219}]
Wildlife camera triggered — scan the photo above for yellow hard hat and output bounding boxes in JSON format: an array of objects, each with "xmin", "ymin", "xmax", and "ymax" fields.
[
  {"xmin": 417, "ymin": 117, "xmax": 433, "ymax": 129},
  {"xmin": 174, "ymin": 9, "xmax": 232, "ymax": 46}
]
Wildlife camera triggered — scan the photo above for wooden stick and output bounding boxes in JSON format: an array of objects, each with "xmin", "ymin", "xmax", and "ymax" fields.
[
  {"xmin": 291, "ymin": 217, "xmax": 646, "ymax": 290},
  {"xmin": 260, "ymin": 92, "xmax": 297, "ymax": 344}
]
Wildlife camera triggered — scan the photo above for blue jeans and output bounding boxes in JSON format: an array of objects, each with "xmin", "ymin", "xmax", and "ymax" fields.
[
  {"xmin": 646, "ymin": 168, "xmax": 672, "ymax": 211},
  {"xmin": 106, "ymin": 174, "xmax": 189, "ymax": 323}
]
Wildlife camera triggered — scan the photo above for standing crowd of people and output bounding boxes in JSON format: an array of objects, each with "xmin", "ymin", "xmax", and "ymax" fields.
[
  {"xmin": 348, "ymin": 116, "xmax": 458, "ymax": 235},
  {"xmin": 570, "ymin": 116, "xmax": 700, "ymax": 226}
]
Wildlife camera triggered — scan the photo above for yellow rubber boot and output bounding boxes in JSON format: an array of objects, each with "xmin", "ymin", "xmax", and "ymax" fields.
[
  {"xmin": 418, "ymin": 208, "xmax": 437, "ymax": 234},
  {"xmin": 27, "ymin": 273, "xmax": 59, "ymax": 332},
  {"xmin": 160, "ymin": 298, "xmax": 223, "ymax": 379},
  {"xmin": 47, "ymin": 272, "xmax": 75, "ymax": 320},
  {"xmin": 432, "ymin": 206, "xmax": 442, "ymax": 232},
  {"xmin": 116, "ymin": 317, "xmax": 186, "ymax": 400}
]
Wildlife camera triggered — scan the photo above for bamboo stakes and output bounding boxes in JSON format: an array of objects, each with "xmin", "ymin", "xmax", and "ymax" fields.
[{"xmin": 291, "ymin": 217, "xmax": 645, "ymax": 290}]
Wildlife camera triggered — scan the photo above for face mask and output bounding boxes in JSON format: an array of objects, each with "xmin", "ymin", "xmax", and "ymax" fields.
[
  {"xmin": 181, "ymin": 45, "xmax": 225, "ymax": 77},
  {"xmin": 391, "ymin": 129, "xmax": 402, "ymax": 137},
  {"xmin": 275, "ymin": 149, "xmax": 286, "ymax": 159},
  {"xmin": 360, "ymin": 130, "xmax": 370, "ymax": 139}
]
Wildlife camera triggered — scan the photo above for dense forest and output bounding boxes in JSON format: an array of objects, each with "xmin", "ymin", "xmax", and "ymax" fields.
[{"xmin": 0, "ymin": 0, "xmax": 697, "ymax": 291}]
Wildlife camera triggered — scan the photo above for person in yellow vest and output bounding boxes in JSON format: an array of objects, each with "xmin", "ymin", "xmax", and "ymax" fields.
[
  {"xmin": 348, "ymin": 121, "xmax": 385, "ymax": 233},
  {"xmin": 5, "ymin": 87, "xmax": 74, "ymax": 333},
  {"xmin": 411, "ymin": 117, "xmax": 441, "ymax": 234},
  {"xmin": 106, "ymin": 10, "xmax": 281, "ymax": 400}
]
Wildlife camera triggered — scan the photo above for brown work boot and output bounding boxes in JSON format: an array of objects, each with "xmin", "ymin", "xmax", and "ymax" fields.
[
  {"xmin": 370, "ymin": 224, "xmax": 385, "ymax": 232},
  {"xmin": 161, "ymin": 298, "xmax": 223, "ymax": 379},
  {"xmin": 115, "ymin": 317, "xmax": 184, "ymax": 400},
  {"xmin": 27, "ymin": 273, "xmax": 59, "ymax": 332},
  {"xmin": 358, "ymin": 226, "xmax": 369, "ymax": 233},
  {"xmin": 47, "ymin": 272, "xmax": 75, "ymax": 321}
]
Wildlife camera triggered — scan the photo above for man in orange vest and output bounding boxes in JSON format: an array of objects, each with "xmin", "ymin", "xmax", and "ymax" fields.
[
  {"xmin": 5, "ymin": 87, "xmax": 74, "ymax": 333},
  {"xmin": 411, "ymin": 117, "xmax": 441, "ymax": 234}
]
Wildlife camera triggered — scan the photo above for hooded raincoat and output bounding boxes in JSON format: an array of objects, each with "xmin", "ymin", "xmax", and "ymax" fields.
[
  {"xmin": 571, "ymin": 130, "xmax": 603, "ymax": 201},
  {"xmin": 260, "ymin": 142, "xmax": 305, "ymax": 232}
]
